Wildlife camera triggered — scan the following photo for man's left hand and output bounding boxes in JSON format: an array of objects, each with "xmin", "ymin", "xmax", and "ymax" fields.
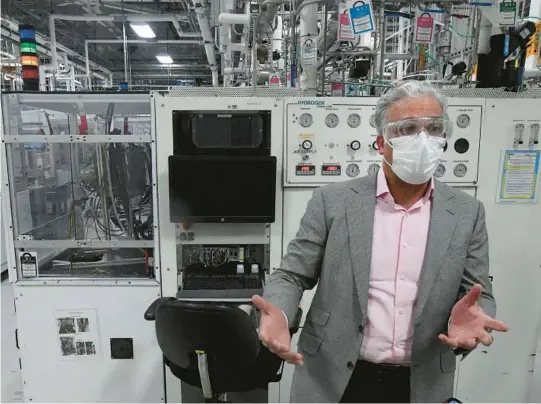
[{"xmin": 438, "ymin": 284, "xmax": 509, "ymax": 350}]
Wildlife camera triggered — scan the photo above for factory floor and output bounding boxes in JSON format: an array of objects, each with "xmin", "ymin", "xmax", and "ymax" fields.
[{"xmin": 1, "ymin": 278, "xmax": 23, "ymax": 402}]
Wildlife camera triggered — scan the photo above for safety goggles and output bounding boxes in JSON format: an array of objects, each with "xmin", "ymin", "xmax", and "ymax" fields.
[{"xmin": 382, "ymin": 117, "xmax": 451, "ymax": 140}]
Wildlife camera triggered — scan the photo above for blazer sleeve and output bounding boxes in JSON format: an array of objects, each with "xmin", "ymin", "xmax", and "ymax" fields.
[
  {"xmin": 262, "ymin": 187, "xmax": 328, "ymax": 325},
  {"xmin": 458, "ymin": 200, "xmax": 496, "ymax": 318},
  {"xmin": 454, "ymin": 200, "xmax": 497, "ymax": 358}
]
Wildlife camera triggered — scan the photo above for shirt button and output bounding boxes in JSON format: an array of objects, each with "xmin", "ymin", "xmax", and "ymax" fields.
[
  {"xmin": 347, "ymin": 361, "xmax": 355, "ymax": 369},
  {"xmin": 403, "ymin": 242, "xmax": 408, "ymax": 248},
  {"xmin": 398, "ymin": 309, "xmax": 404, "ymax": 314},
  {"xmin": 400, "ymin": 274, "xmax": 406, "ymax": 280}
]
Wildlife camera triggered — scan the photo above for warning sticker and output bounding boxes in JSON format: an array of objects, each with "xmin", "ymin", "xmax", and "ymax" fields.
[{"xmin": 19, "ymin": 252, "xmax": 38, "ymax": 277}]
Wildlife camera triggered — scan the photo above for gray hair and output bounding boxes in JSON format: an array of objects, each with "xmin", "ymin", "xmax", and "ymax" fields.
[{"xmin": 374, "ymin": 81, "xmax": 448, "ymax": 134}]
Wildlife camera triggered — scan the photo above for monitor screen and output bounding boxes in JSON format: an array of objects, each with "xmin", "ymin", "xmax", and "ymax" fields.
[{"xmin": 168, "ymin": 155, "xmax": 277, "ymax": 223}]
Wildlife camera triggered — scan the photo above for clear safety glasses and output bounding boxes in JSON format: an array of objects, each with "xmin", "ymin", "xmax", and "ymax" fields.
[{"xmin": 382, "ymin": 117, "xmax": 452, "ymax": 140}]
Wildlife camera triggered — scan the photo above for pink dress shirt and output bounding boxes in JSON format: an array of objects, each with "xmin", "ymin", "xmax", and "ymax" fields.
[{"xmin": 359, "ymin": 169, "xmax": 433, "ymax": 365}]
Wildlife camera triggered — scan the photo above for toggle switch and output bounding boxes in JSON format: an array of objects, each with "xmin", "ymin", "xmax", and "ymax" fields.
[
  {"xmin": 514, "ymin": 123, "xmax": 525, "ymax": 146},
  {"xmin": 529, "ymin": 123, "xmax": 539, "ymax": 147}
]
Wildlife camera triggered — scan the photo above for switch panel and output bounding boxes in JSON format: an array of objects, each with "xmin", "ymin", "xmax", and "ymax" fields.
[
  {"xmin": 285, "ymin": 99, "xmax": 381, "ymax": 186},
  {"xmin": 284, "ymin": 98, "xmax": 482, "ymax": 186}
]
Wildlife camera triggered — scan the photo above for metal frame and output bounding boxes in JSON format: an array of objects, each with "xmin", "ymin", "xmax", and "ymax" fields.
[
  {"xmin": 152, "ymin": 91, "xmax": 286, "ymax": 403},
  {"xmin": 1, "ymin": 92, "xmax": 158, "ymax": 284}
]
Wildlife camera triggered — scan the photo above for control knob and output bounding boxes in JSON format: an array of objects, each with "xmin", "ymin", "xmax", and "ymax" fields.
[
  {"xmin": 302, "ymin": 140, "xmax": 313, "ymax": 150},
  {"xmin": 350, "ymin": 140, "xmax": 361, "ymax": 151}
]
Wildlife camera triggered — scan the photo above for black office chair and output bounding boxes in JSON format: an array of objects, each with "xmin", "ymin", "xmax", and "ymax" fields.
[{"xmin": 144, "ymin": 298, "xmax": 302, "ymax": 402}]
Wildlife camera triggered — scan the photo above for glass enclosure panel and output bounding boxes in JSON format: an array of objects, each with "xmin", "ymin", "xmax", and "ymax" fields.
[
  {"xmin": 9, "ymin": 142, "xmax": 153, "ymax": 241},
  {"xmin": 16, "ymin": 247, "xmax": 154, "ymax": 278},
  {"xmin": 5, "ymin": 95, "xmax": 150, "ymax": 137}
]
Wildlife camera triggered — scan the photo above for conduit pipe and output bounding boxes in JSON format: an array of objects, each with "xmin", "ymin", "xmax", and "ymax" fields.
[{"xmin": 190, "ymin": 0, "xmax": 219, "ymax": 86}]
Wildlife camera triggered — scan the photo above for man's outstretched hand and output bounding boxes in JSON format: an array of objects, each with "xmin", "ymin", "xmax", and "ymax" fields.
[
  {"xmin": 439, "ymin": 284, "xmax": 509, "ymax": 350},
  {"xmin": 252, "ymin": 295, "xmax": 304, "ymax": 365}
]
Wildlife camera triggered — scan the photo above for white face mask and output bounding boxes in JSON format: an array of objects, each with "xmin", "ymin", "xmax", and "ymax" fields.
[{"xmin": 384, "ymin": 131, "xmax": 446, "ymax": 185}]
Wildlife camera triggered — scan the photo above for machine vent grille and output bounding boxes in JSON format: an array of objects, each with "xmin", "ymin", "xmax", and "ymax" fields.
[{"xmin": 166, "ymin": 87, "xmax": 308, "ymax": 98}]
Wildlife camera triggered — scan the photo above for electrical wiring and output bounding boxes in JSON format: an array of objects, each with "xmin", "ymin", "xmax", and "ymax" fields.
[{"xmin": 449, "ymin": 24, "xmax": 476, "ymax": 38}]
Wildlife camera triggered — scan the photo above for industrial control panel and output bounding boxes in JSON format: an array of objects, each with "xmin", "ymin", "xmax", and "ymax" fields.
[{"xmin": 284, "ymin": 98, "xmax": 483, "ymax": 186}]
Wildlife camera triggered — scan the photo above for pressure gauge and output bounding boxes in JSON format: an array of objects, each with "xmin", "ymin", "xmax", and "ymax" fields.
[
  {"xmin": 454, "ymin": 163, "xmax": 467, "ymax": 178},
  {"xmin": 347, "ymin": 113, "xmax": 361, "ymax": 128},
  {"xmin": 367, "ymin": 163, "xmax": 380, "ymax": 175},
  {"xmin": 434, "ymin": 163, "xmax": 446, "ymax": 178},
  {"xmin": 299, "ymin": 113, "xmax": 313, "ymax": 128},
  {"xmin": 325, "ymin": 113, "xmax": 339, "ymax": 128},
  {"xmin": 369, "ymin": 114, "xmax": 376, "ymax": 128},
  {"xmin": 346, "ymin": 163, "xmax": 360, "ymax": 178},
  {"xmin": 456, "ymin": 114, "xmax": 470, "ymax": 129}
]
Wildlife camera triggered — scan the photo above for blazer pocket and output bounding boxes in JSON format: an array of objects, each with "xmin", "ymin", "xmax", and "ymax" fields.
[
  {"xmin": 298, "ymin": 330, "xmax": 323, "ymax": 356},
  {"xmin": 440, "ymin": 350, "xmax": 457, "ymax": 373},
  {"xmin": 306, "ymin": 307, "xmax": 330, "ymax": 327}
]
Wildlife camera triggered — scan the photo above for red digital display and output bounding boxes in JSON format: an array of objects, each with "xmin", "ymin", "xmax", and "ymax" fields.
[
  {"xmin": 296, "ymin": 164, "xmax": 315, "ymax": 175},
  {"xmin": 322, "ymin": 164, "xmax": 341, "ymax": 175}
]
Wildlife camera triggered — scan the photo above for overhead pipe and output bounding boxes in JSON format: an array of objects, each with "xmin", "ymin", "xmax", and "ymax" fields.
[
  {"xmin": 49, "ymin": 13, "xmax": 200, "ymax": 74},
  {"xmin": 1, "ymin": 17, "xmax": 109, "ymax": 80},
  {"xmin": 190, "ymin": 0, "xmax": 219, "ymax": 86},
  {"xmin": 84, "ymin": 39, "xmax": 204, "ymax": 86}
]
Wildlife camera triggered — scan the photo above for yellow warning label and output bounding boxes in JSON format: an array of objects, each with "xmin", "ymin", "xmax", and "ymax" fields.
[{"xmin": 299, "ymin": 133, "xmax": 313, "ymax": 141}]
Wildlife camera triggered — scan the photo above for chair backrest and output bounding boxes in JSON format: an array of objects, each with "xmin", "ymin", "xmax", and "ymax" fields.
[{"xmin": 155, "ymin": 300, "xmax": 260, "ymax": 371}]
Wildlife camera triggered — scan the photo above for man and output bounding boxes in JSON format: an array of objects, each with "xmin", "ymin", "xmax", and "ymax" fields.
[{"xmin": 253, "ymin": 81, "xmax": 509, "ymax": 403}]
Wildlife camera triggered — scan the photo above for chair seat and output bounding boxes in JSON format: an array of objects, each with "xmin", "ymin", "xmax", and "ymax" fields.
[{"xmin": 165, "ymin": 342, "xmax": 283, "ymax": 393}]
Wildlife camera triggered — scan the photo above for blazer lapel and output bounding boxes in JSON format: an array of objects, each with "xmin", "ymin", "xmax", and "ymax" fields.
[
  {"xmin": 414, "ymin": 181, "xmax": 459, "ymax": 324},
  {"xmin": 345, "ymin": 175, "xmax": 377, "ymax": 321}
]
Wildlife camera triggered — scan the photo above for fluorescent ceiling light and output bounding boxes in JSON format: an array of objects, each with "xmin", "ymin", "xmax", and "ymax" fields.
[
  {"xmin": 130, "ymin": 23, "xmax": 155, "ymax": 38},
  {"xmin": 156, "ymin": 53, "xmax": 174, "ymax": 64}
]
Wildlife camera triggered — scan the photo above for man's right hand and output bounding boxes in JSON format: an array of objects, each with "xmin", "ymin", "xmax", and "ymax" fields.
[{"xmin": 252, "ymin": 295, "xmax": 304, "ymax": 366}]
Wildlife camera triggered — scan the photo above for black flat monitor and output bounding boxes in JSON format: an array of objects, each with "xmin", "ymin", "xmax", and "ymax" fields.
[{"xmin": 168, "ymin": 155, "xmax": 277, "ymax": 223}]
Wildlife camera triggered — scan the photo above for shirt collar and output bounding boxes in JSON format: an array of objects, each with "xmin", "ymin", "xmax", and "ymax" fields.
[{"xmin": 376, "ymin": 168, "xmax": 434, "ymax": 203}]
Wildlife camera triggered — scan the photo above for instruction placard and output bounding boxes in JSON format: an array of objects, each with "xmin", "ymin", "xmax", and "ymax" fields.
[
  {"xmin": 56, "ymin": 309, "xmax": 100, "ymax": 359},
  {"xmin": 301, "ymin": 38, "xmax": 317, "ymax": 67},
  {"xmin": 499, "ymin": 0, "xmax": 517, "ymax": 26},
  {"xmin": 415, "ymin": 12, "xmax": 435, "ymax": 43},
  {"xmin": 497, "ymin": 149, "xmax": 540, "ymax": 203},
  {"xmin": 19, "ymin": 252, "xmax": 38, "ymax": 277},
  {"xmin": 338, "ymin": 0, "xmax": 356, "ymax": 40},
  {"xmin": 349, "ymin": 1, "xmax": 375, "ymax": 35}
]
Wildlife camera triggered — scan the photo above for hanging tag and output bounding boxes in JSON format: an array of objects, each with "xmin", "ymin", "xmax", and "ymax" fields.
[
  {"xmin": 415, "ymin": 12, "xmax": 435, "ymax": 43},
  {"xmin": 499, "ymin": 0, "xmax": 516, "ymax": 27},
  {"xmin": 349, "ymin": 1, "xmax": 375, "ymax": 35},
  {"xmin": 269, "ymin": 74, "xmax": 281, "ymax": 86},
  {"xmin": 302, "ymin": 38, "xmax": 317, "ymax": 68},
  {"xmin": 19, "ymin": 252, "xmax": 38, "ymax": 278},
  {"xmin": 503, "ymin": 34, "xmax": 510, "ymax": 57},
  {"xmin": 338, "ymin": 0, "xmax": 356, "ymax": 41}
]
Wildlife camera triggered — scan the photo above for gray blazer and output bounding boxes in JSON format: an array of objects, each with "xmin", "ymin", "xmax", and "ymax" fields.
[{"xmin": 264, "ymin": 173, "xmax": 496, "ymax": 403}]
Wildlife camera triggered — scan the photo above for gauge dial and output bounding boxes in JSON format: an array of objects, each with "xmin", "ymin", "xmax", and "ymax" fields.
[
  {"xmin": 454, "ymin": 163, "xmax": 467, "ymax": 178},
  {"xmin": 299, "ymin": 113, "xmax": 313, "ymax": 128},
  {"xmin": 434, "ymin": 163, "xmax": 446, "ymax": 178},
  {"xmin": 456, "ymin": 114, "xmax": 470, "ymax": 128},
  {"xmin": 347, "ymin": 113, "xmax": 361, "ymax": 128},
  {"xmin": 369, "ymin": 114, "xmax": 376, "ymax": 128},
  {"xmin": 346, "ymin": 163, "xmax": 360, "ymax": 178},
  {"xmin": 350, "ymin": 140, "xmax": 361, "ymax": 151},
  {"xmin": 367, "ymin": 163, "xmax": 380, "ymax": 175},
  {"xmin": 325, "ymin": 113, "xmax": 339, "ymax": 128}
]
